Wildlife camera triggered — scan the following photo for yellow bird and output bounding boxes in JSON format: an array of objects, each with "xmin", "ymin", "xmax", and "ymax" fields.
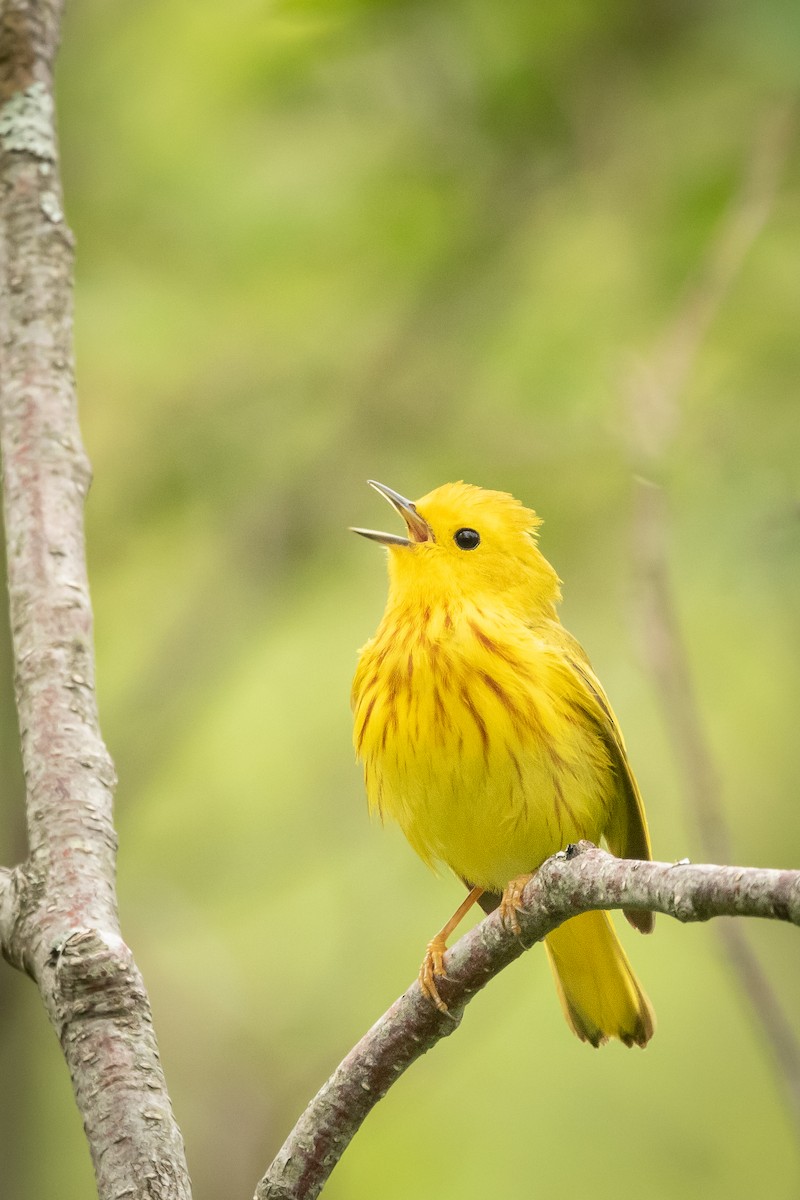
[{"xmin": 351, "ymin": 480, "xmax": 655, "ymax": 1047}]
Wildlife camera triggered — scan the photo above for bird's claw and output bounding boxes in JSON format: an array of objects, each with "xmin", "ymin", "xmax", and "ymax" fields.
[
  {"xmin": 499, "ymin": 873, "xmax": 535, "ymax": 935},
  {"xmin": 419, "ymin": 935, "xmax": 450, "ymax": 1012}
]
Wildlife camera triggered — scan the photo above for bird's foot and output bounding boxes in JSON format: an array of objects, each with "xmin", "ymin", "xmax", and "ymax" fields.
[
  {"xmin": 419, "ymin": 935, "xmax": 450, "ymax": 1013},
  {"xmin": 499, "ymin": 873, "xmax": 535, "ymax": 935},
  {"xmin": 417, "ymin": 885, "xmax": 485, "ymax": 1012}
]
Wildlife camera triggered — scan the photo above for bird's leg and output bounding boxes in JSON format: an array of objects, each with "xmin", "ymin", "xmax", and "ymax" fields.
[
  {"xmin": 499, "ymin": 873, "xmax": 535, "ymax": 936},
  {"xmin": 420, "ymin": 886, "xmax": 484, "ymax": 1012}
]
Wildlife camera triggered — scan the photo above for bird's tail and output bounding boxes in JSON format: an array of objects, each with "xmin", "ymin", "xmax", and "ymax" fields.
[{"xmin": 544, "ymin": 911, "xmax": 655, "ymax": 1048}]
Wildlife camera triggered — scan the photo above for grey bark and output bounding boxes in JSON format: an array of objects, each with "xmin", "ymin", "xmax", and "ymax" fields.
[{"xmin": 0, "ymin": 3, "xmax": 192, "ymax": 1197}]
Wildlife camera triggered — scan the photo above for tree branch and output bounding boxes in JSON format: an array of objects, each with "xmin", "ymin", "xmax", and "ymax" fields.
[
  {"xmin": 0, "ymin": 865, "xmax": 14, "ymax": 941},
  {"xmin": 0, "ymin": 3, "xmax": 192, "ymax": 1196},
  {"xmin": 255, "ymin": 843, "xmax": 800, "ymax": 1200}
]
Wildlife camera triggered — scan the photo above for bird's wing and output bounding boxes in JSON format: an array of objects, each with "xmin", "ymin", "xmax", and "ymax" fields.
[{"xmin": 545, "ymin": 623, "xmax": 654, "ymax": 934}]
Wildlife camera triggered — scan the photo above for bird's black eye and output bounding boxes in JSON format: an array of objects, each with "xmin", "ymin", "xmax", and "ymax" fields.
[{"xmin": 454, "ymin": 527, "xmax": 480, "ymax": 550}]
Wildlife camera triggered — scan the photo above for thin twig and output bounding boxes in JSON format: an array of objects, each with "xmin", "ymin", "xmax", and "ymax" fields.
[
  {"xmin": 256, "ymin": 842, "xmax": 800, "ymax": 1200},
  {"xmin": 628, "ymin": 102, "xmax": 800, "ymax": 1139},
  {"xmin": 0, "ymin": 3, "xmax": 192, "ymax": 1196},
  {"xmin": 634, "ymin": 483, "xmax": 800, "ymax": 1134}
]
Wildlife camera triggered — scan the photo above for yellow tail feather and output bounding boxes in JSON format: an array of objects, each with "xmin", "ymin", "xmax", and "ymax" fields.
[{"xmin": 544, "ymin": 911, "xmax": 655, "ymax": 1048}]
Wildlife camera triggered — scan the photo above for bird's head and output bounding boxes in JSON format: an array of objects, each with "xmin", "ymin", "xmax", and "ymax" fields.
[{"xmin": 352, "ymin": 480, "xmax": 560, "ymax": 618}]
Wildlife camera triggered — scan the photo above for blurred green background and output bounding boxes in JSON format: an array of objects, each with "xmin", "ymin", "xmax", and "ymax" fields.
[{"xmin": 1, "ymin": 0, "xmax": 800, "ymax": 1196}]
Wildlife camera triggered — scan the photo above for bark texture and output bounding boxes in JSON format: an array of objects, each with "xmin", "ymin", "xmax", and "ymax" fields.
[
  {"xmin": 256, "ymin": 843, "xmax": 800, "ymax": 1200},
  {"xmin": 0, "ymin": 3, "xmax": 192, "ymax": 1197}
]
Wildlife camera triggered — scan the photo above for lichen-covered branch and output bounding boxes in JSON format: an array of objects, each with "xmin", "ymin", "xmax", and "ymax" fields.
[
  {"xmin": 255, "ymin": 843, "xmax": 800, "ymax": 1200},
  {"xmin": 0, "ymin": 3, "xmax": 192, "ymax": 1197}
]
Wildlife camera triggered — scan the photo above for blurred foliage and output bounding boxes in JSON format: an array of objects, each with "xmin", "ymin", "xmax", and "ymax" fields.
[{"xmin": 1, "ymin": 0, "xmax": 800, "ymax": 1196}]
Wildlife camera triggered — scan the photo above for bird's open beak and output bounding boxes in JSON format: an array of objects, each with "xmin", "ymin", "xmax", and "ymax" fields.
[{"xmin": 350, "ymin": 480, "xmax": 434, "ymax": 547}]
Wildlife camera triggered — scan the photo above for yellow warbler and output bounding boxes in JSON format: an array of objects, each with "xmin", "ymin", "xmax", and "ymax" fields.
[{"xmin": 351, "ymin": 480, "xmax": 655, "ymax": 1047}]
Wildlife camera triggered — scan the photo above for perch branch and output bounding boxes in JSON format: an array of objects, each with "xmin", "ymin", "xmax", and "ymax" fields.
[
  {"xmin": 0, "ymin": 3, "xmax": 192, "ymax": 1197},
  {"xmin": 256, "ymin": 843, "xmax": 800, "ymax": 1200}
]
